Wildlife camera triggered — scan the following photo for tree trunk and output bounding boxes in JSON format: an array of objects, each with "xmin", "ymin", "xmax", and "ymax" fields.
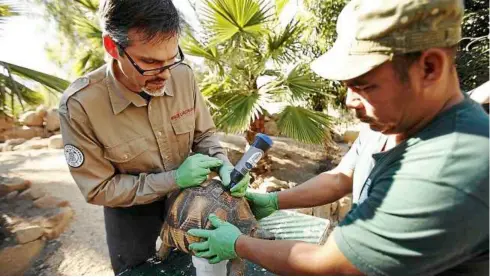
[{"xmin": 245, "ymin": 114, "xmax": 272, "ymax": 179}]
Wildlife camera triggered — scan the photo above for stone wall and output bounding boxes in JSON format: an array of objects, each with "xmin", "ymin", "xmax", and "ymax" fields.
[
  {"xmin": 0, "ymin": 106, "xmax": 60, "ymax": 143},
  {"xmin": 0, "ymin": 106, "xmax": 63, "ymax": 152},
  {"xmin": 0, "ymin": 176, "xmax": 74, "ymax": 275}
]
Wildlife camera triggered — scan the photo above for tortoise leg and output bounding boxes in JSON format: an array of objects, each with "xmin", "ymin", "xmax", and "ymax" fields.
[
  {"xmin": 251, "ymin": 227, "xmax": 275, "ymax": 240},
  {"xmin": 229, "ymin": 258, "xmax": 245, "ymax": 276},
  {"xmin": 157, "ymin": 243, "xmax": 171, "ymax": 261}
]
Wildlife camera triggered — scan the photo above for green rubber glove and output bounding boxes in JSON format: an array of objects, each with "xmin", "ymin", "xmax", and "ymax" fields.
[
  {"xmin": 244, "ymin": 191, "xmax": 278, "ymax": 220},
  {"xmin": 218, "ymin": 163, "xmax": 233, "ymax": 187},
  {"xmin": 219, "ymin": 163, "xmax": 250, "ymax": 197},
  {"xmin": 175, "ymin": 154, "xmax": 223, "ymax": 189},
  {"xmin": 188, "ymin": 214, "xmax": 242, "ymax": 264}
]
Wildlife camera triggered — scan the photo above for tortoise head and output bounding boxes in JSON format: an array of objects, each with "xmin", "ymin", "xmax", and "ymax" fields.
[{"xmin": 250, "ymin": 226, "xmax": 275, "ymax": 240}]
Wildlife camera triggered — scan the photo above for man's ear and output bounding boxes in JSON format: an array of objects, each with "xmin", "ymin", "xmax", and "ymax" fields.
[
  {"xmin": 103, "ymin": 35, "xmax": 119, "ymax": 59},
  {"xmin": 419, "ymin": 49, "xmax": 446, "ymax": 88}
]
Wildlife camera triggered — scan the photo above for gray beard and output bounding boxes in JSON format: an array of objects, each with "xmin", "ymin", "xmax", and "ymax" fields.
[{"xmin": 142, "ymin": 85, "xmax": 166, "ymax": 97}]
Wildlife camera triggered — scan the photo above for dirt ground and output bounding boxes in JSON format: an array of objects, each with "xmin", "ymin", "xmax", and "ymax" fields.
[{"xmin": 0, "ymin": 133, "xmax": 341, "ymax": 276}]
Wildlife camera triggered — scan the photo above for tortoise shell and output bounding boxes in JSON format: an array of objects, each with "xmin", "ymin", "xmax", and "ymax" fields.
[{"xmin": 160, "ymin": 177, "xmax": 273, "ymax": 255}]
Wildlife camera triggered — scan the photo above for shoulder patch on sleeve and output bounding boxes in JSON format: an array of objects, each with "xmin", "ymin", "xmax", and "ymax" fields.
[
  {"xmin": 64, "ymin": 144, "xmax": 85, "ymax": 168},
  {"xmin": 59, "ymin": 77, "xmax": 90, "ymax": 113}
]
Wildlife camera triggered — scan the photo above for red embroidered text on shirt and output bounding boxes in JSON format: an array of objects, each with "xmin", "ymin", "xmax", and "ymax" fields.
[{"xmin": 171, "ymin": 108, "xmax": 194, "ymax": 120}]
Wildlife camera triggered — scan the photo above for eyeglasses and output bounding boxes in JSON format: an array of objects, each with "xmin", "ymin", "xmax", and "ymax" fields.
[{"xmin": 119, "ymin": 45, "xmax": 185, "ymax": 76}]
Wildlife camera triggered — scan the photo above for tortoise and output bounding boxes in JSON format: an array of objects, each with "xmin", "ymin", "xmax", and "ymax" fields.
[{"xmin": 158, "ymin": 175, "xmax": 274, "ymax": 275}]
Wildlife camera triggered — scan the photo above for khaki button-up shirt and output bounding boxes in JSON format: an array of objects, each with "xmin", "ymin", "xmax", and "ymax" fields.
[{"xmin": 59, "ymin": 61, "xmax": 229, "ymax": 207}]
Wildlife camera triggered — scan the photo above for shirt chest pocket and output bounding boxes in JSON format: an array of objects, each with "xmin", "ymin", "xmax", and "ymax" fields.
[
  {"xmin": 170, "ymin": 115, "xmax": 195, "ymax": 161},
  {"xmin": 103, "ymin": 137, "xmax": 151, "ymax": 174}
]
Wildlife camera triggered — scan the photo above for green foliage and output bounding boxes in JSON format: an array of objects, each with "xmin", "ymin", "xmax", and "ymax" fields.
[
  {"xmin": 0, "ymin": 1, "xmax": 20, "ymax": 30},
  {"xmin": 457, "ymin": 0, "xmax": 489, "ymax": 92},
  {"xmin": 202, "ymin": 0, "xmax": 273, "ymax": 45},
  {"xmin": 0, "ymin": 2, "xmax": 69, "ymax": 116},
  {"xmin": 277, "ymin": 106, "xmax": 332, "ymax": 144},
  {"xmin": 33, "ymin": 0, "xmax": 103, "ymax": 77},
  {"xmin": 300, "ymin": 0, "xmax": 347, "ymax": 110},
  {"xmin": 187, "ymin": 0, "xmax": 334, "ymax": 144}
]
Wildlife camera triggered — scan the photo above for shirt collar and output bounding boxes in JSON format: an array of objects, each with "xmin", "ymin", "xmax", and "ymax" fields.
[{"xmin": 107, "ymin": 59, "xmax": 148, "ymax": 115}]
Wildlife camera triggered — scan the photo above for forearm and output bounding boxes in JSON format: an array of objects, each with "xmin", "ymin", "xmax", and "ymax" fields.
[
  {"xmin": 277, "ymin": 170, "xmax": 352, "ymax": 209},
  {"xmin": 83, "ymin": 170, "xmax": 180, "ymax": 207},
  {"xmin": 236, "ymin": 236, "xmax": 329, "ymax": 275},
  {"xmin": 193, "ymin": 133, "xmax": 230, "ymax": 164}
]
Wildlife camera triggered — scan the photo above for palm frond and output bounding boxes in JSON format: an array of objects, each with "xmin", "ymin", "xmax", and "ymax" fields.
[
  {"xmin": 275, "ymin": 0, "xmax": 289, "ymax": 17},
  {"xmin": 73, "ymin": 15, "xmax": 102, "ymax": 40},
  {"xmin": 74, "ymin": 48, "xmax": 105, "ymax": 76},
  {"xmin": 202, "ymin": 0, "xmax": 273, "ymax": 44},
  {"xmin": 74, "ymin": 0, "xmax": 99, "ymax": 12},
  {"xmin": 1, "ymin": 61, "xmax": 69, "ymax": 92},
  {"xmin": 285, "ymin": 64, "xmax": 324, "ymax": 101},
  {"xmin": 215, "ymin": 93, "xmax": 264, "ymax": 133},
  {"xmin": 0, "ymin": 74, "xmax": 43, "ymax": 106},
  {"xmin": 266, "ymin": 19, "xmax": 303, "ymax": 64},
  {"xmin": 181, "ymin": 31, "xmax": 223, "ymax": 73},
  {"xmin": 0, "ymin": 1, "xmax": 21, "ymax": 30},
  {"xmin": 277, "ymin": 105, "xmax": 332, "ymax": 144}
]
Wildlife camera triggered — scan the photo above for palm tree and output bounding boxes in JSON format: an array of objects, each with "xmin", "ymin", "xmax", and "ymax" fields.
[
  {"xmin": 183, "ymin": 0, "xmax": 333, "ymax": 149},
  {"xmin": 36, "ymin": 0, "xmax": 104, "ymax": 77},
  {"xmin": 0, "ymin": 1, "xmax": 69, "ymax": 117}
]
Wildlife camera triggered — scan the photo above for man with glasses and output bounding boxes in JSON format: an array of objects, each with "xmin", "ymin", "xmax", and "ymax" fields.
[{"xmin": 58, "ymin": 0, "xmax": 248, "ymax": 274}]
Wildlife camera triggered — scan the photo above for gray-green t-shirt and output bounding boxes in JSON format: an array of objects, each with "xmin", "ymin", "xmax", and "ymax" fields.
[{"xmin": 335, "ymin": 98, "xmax": 489, "ymax": 275}]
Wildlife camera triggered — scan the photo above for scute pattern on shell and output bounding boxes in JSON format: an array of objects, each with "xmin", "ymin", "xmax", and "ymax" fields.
[{"xmin": 160, "ymin": 178, "xmax": 263, "ymax": 254}]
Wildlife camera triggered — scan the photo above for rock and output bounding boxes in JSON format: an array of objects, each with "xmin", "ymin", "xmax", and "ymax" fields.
[
  {"xmin": 264, "ymin": 120, "xmax": 279, "ymax": 136},
  {"xmin": 33, "ymin": 195, "xmax": 69, "ymax": 209},
  {"xmin": 295, "ymin": 208, "xmax": 313, "ymax": 216},
  {"xmin": 2, "ymin": 138, "xmax": 26, "ymax": 151},
  {"xmin": 0, "ymin": 177, "xmax": 31, "ymax": 197},
  {"xmin": 36, "ymin": 105, "xmax": 48, "ymax": 119},
  {"xmin": 45, "ymin": 108, "xmax": 60, "ymax": 132},
  {"xmin": 13, "ymin": 224, "xmax": 43, "ymax": 244},
  {"xmin": 342, "ymin": 130, "xmax": 360, "ymax": 145},
  {"xmin": 332, "ymin": 131, "xmax": 344, "ymax": 143},
  {"xmin": 0, "ymin": 239, "xmax": 45, "ymax": 275},
  {"xmin": 12, "ymin": 139, "xmax": 49, "ymax": 151},
  {"xmin": 19, "ymin": 111, "xmax": 44, "ymax": 127},
  {"xmin": 0, "ymin": 113, "xmax": 14, "ymax": 132},
  {"xmin": 266, "ymin": 186, "xmax": 281, "ymax": 193},
  {"xmin": 18, "ymin": 188, "xmax": 45, "ymax": 200},
  {"xmin": 338, "ymin": 195, "xmax": 352, "ymax": 221},
  {"xmin": 5, "ymin": 191, "xmax": 19, "ymax": 200},
  {"xmin": 313, "ymin": 203, "xmax": 334, "ymax": 220},
  {"xmin": 1, "ymin": 214, "xmax": 15, "ymax": 228},
  {"xmin": 43, "ymin": 207, "xmax": 74, "ymax": 240},
  {"xmin": 48, "ymin": 134, "xmax": 63, "ymax": 149},
  {"xmin": 257, "ymin": 176, "xmax": 290, "ymax": 192},
  {"xmin": 2, "ymin": 126, "xmax": 45, "ymax": 141}
]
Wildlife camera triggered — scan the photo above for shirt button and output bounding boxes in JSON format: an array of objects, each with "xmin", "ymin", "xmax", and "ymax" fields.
[
  {"xmin": 157, "ymin": 131, "xmax": 162, "ymax": 136},
  {"xmin": 123, "ymin": 154, "xmax": 128, "ymax": 159}
]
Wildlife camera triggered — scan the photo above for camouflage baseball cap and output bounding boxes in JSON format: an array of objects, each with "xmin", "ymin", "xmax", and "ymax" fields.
[{"xmin": 311, "ymin": 0, "xmax": 464, "ymax": 81}]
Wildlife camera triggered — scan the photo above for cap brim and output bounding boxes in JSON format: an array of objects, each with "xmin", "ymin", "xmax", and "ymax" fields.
[{"xmin": 311, "ymin": 41, "xmax": 391, "ymax": 81}]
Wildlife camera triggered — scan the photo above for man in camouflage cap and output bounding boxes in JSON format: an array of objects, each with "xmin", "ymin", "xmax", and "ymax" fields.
[{"xmin": 187, "ymin": 0, "xmax": 489, "ymax": 275}]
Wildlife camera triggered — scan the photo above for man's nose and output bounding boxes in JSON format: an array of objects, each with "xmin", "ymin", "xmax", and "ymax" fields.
[
  {"xmin": 157, "ymin": 69, "xmax": 171, "ymax": 80},
  {"xmin": 345, "ymin": 88, "xmax": 364, "ymax": 110}
]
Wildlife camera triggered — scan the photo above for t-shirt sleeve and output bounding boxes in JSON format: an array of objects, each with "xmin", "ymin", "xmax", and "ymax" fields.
[
  {"xmin": 337, "ymin": 130, "xmax": 364, "ymax": 172},
  {"xmin": 333, "ymin": 171, "xmax": 488, "ymax": 275}
]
